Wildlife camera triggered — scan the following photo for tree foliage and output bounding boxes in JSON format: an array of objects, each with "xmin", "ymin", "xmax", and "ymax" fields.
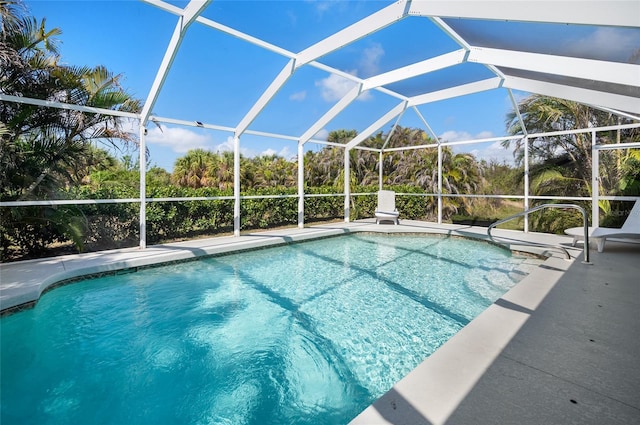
[
  {"xmin": 504, "ymin": 94, "xmax": 640, "ymax": 231},
  {"xmin": 1, "ymin": 1, "xmax": 141, "ymax": 257}
]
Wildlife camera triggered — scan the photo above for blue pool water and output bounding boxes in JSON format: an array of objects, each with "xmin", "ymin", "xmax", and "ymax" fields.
[{"xmin": 1, "ymin": 234, "xmax": 540, "ymax": 424}]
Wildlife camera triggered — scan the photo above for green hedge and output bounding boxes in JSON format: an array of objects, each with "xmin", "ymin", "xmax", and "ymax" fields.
[{"xmin": 1, "ymin": 185, "xmax": 442, "ymax": 261}]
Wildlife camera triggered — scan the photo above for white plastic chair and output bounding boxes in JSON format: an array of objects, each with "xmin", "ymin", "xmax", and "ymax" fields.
[{"xmin": 375, "ymin": 190, "xmax": 399, "ymax": 225}]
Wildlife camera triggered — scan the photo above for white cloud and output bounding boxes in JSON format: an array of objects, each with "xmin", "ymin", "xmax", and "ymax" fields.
[
  {"xmin": 313, "ymin": 128, "xmax": 329, "ymax": 141},
  {"xmin": 289, "ymin": 90, "xmax": 307, "ymax": 101},
  {"xmin": 316, "ymin": 73, "xmax": 358, "ymax": 102},
  {"xmin": 316, "ymin": 71, "xmax": 372, "ymax": 102},
  {"xmin": 359, "ymin": 42, "xmax": 384, "ymax": 77},
  {"xmin": 439, "ymin": 130, "xmax": 515, "ymax": 163},
  {"xmin": 213, "ymin": 136, "xmax": 258, "ymax": 158},
  {"xmin": 314, "ymin": 43, "xmax": 382, "ymax": 102},
  {"xmin": 570, "ymin": 28, "xmax": 639, "ymax": 62},
  {"xmin": 469, "ymin": 141, "xmax": 515, "ymax": 164},
  {"xmin": 261, "ymin": 148, "xmax": 278, "ymax": 157},
  {"xmin": 475, "ymin": 130, "xmax": 494, "ymax": 139},
  {"xmin": 146, "ymin": 125, "xmax": 211, "ymax": 153},
  {"xmin": 307, "ymin": 0, "xmax": 344, "ymax": 16},
  {"xmin": 261, "ymin": 145, "xmax": 296, "ymax": 160},
  {"xmin": 439, "ymin": 130, "xmax": 473, "ymax": 142},
  {"xmin": 212, "ymin": 137, "xmax": 295, "ymax": 159},
  {"xmin": 439, "ymin": 130, "xmax": 496, "ymax": 143}
]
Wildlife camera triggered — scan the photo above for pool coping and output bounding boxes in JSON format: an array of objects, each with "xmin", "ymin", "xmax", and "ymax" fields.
[
  {"xmin": 1, "ymin": 220, "xmax": 569, "ymax": 314},
  {"xmin": 348, "ymin": 233, "xmax": 574, "ymax": 424}
]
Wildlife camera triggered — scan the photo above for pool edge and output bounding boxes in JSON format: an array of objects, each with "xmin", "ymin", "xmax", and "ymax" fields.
[
  {"xmin": 1, "ymin": 222, "xmax": 559, "ymax": 315},
  {"xmin": 348, "ymin": 252, "xmax": 573, "ymax": 425}
]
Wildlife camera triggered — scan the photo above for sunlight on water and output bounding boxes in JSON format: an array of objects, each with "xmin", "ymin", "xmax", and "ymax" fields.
[{"xmin": 1, "ymin": 234, "xmax": 541, "ymax": 425}]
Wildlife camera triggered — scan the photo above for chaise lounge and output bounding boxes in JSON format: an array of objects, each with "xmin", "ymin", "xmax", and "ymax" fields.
[
  {"xmin": 375, "ymin": 190, "xmax": 400, "ymax": 225},
  {"xmin": 565, "ymin": 200, "xmax": 640, "ymax": 252}
]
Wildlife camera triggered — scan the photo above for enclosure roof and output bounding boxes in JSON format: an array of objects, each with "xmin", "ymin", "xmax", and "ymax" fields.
[
  {"xmin": 6, "ymin": 0, "xmax": 640, "ymax": 151},
  {"xmin": 136, "ymin": 0, "xmax": 639, "ymax": 147}
]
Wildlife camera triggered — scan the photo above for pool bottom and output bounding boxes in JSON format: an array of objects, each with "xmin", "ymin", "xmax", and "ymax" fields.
[{"xmin": 1, "ymin": 233, "xmax": 541, "ymax": 424}]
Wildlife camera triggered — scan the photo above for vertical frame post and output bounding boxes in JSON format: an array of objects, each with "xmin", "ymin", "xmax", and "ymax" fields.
[
  {"xmin": 378, "ymin": 151, "xmax": 383, "ymax": 190},
  {"xmin": 139, "ymin": 123, "xmax": 147, "ymax": 249},
  {"xmin": 437, "ymin": 142, "xmax": 443, "ymax": 224},
  {"xmin": 344, "ymin": 148, "xmax": 350, "ymax": 222},
  {"xmin": 524, "ymin": 136, "xmax": 530, "ymax": 233},
  {"xmin": 233, "ymin": 135, "xmax": 241, "ymax": 237},
  {"xmin": 297, "ymin": 142, "xmax": 305, "ymax": 228},
  {"xmin": 591, "ymin": 130, "xmax": 599, "ymax": 227}
]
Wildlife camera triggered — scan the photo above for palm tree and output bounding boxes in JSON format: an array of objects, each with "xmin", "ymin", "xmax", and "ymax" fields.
[
  {"xmin": 503, "ymin": 94, "xmax": 639, "ymax": 227},
  {"xmin": 251, "ymin": 154, "xmax": 297, "ymax": 189},
  {"xmin": 1, "ymin": 3, "xmax": 141, "ymax": 202},
  {"xmin": 172, "ymin": 149, "xmax": 217, "ymax": 189},
  {"xmin": 1, "ymin": 1, "xmax": 142, "ymax": 256}
]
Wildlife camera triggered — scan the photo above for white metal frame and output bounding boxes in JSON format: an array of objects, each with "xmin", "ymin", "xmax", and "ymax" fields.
[{"xmin": 2, "ymin": 0, "xmax": 638, "ymax": 249}]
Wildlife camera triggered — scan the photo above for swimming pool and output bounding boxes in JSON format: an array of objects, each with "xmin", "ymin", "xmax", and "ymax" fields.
[{"xmin": 1, "ymin": 233, "xmax": 540, "ymax": 424}]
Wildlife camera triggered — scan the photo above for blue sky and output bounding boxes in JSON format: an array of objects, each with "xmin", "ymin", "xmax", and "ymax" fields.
[{"xmin": 24, "ymin": 0, "xmax": 634, "ymax": 171}]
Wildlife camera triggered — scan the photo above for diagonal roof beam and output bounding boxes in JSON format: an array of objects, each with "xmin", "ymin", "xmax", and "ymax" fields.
[
  {"xmin": 235, "ymin": 59, "xmax": 296, "ymax": 138},
  {"xmin": 503, "ymin": 76, "xmax": 640, "ymax": 114},
  {"xmin": 346, "ymin": 101, "xmax": 408, "ymax": 149},
  {"xmin": 299, "ymin": 84, "xmax": 363, "ymax": 145},
  {"xmin": 411, "ymin": 106, "xmax": 440, "ymax": 143},
  {"xmin": 586, "ymin": 105, "xmax": 640, "ymax": 122},
  {"xmin": 362, "ymin": 49, "xmax": 467, "ymax": 91},
  {"xmin": 0, "ymin": 94, "xmax": 139, "ymax": 119},
  {"xmin": 507, "ymin": 88, "xmax": 528, "ymax": 136},
  {"xmin": 409, "ymin": 1, "xmax": 639, "ymax": 28},
  {"xmin": 430, "ymin": 16, "xmax": 509, "ymax": 80},
  {"xmin": 140, "ymin": 0, "xmax": 211, "ymax": 125},
  {"xmin": 408, "ymin": 77, "xmax": 502, "ymax": 106},
  {"xmin": 469, "ymin": 47, "xmax": 640, "ymax": 87},
  {"xmin": 295, "ymin": 0, "xmax": 410, "ymax": 68},
  {"xmin": 235, "ymin": 1, "xmax": 410, "ymax": 138}
]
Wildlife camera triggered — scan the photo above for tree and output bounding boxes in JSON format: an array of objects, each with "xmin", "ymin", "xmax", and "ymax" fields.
[
  {"xmin": 171, "ymin": 149, "xmax": 216, "ymax": 189},
  {"xmin": 504, "ymin": 95, "xmax": 639, "ymax": 194},
  {"xmin": 1, "ymin": 1, "xmax": 141, "ymax": 257},
  {"xmin": 503, "ymin": 94, "xmax": 640, "ymax": 230},
  {"xmin": 1, "ymin": 3, "xmax": 141, "ymax": 202},
  {"xmin": 251, "ymin": 154, "xmax": 297, "ymax": 189}
]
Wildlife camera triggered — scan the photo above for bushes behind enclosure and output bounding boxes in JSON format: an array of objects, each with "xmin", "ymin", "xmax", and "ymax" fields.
[{"xmin": 2, "ymin": 185, "xmax": 442, "ymax": 261}]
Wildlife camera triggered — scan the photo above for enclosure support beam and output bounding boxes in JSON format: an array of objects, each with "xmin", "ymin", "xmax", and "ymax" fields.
[
  {"xmin": 344, "ymin": 148, "xmax": 351, "ymax": 223},
  {"xmin": 437, "ymin": 142, "xmax": 443, "ymax": 224},
  {"xmin": 503, "ymin": 76, "xmax": 640, "ymax": 115},
  {"xmin": 295, "ymin": 0, "xmax": 409, "ymax": 67},
  {"xmin": 409, "ymin": 1, "xmax": 638, "ymax": 28},
  {"xmin": 524, "ymin": 136, "xmax": 530, "ymax": 233},
  {"xmin": 140, "ymin": 0, "xmax": 211, "ymax": 125},
  {"xmin": 591, "ymin": 131, "xmax": 599, "ymax": 227},
  {"xmin": 409, "ymin": 78, "xmax": 502, "ymax": 106},
  {"xmin": 297, "ymin": 142, "xmax": 305, "ymax": 228},
  {"xmin": 299, "ymin": 84, "xmax": 362, "ymax": 145},
  {"xmin": 469, "ymin": 47, "xmax": 639, "ymax": 88},
  {"xmin": 139, "ymin": 124, "xmax": 147, "ymax": 249},
  {"xmin": 233, "ymin": 136, "xmax": 241, "ymax": 237},
  {"xmin": 346, "ymin": 101, "xmax": 408, "ymax": 150},
  {"xmin": 235, "ymin": 59, "xmax": 296, "ymax": 137},
  {"xmin": 508, "ymin": 89, "xmax": 527, "ymax": 136},
  {"xmin": 362, "ymin": 49, "xmax": 466, "ymax": 91},
  {"xmin": 378, "ymin": 151, "xmax": 384, "ymax": 191}
]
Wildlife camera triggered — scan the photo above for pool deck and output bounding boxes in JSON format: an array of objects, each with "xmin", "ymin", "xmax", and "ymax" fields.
[{"xmin": 2, "ymin": 220, "xmax": 639, "ymax": 424}]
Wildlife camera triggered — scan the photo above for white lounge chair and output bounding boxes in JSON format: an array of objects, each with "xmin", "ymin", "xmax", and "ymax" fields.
[
  {"xmin": 375, "ymin": 190, "xmax": 399, "ymax": 225},
  {"xmin": 565, "ymin": 200, "xmax": 640, "ymax": 252}
]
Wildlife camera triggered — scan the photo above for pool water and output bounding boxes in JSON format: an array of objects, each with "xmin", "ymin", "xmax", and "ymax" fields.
[{"xmin": 1, "ymin": 234, "xmax": 540, "ymax": 424}]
